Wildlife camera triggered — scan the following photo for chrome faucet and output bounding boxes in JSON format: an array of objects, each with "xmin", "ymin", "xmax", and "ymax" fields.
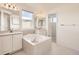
[{"xmin": 9, "ymin": 28, "xmax": 13, "ymax": 32}]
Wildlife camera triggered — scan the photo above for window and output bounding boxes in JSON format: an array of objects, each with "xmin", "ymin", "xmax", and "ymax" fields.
[
  {"xmin": 22, "ymin": 10, "xmax": 33, "ymax": 29},
  {"xmin": 49, "ymin": 14, "xmax": 57, "ymax": 23},
  {"xmin": 53, "ymin": 17, "xmax": 57, "ymax": 23}
]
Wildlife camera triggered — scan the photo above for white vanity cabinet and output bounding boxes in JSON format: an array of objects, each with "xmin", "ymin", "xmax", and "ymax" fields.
[
  {"xmin": 0, "ymin": 35, "xmax": 12, "ymax": 54},
  {"xmin": 0, "ymin": 37, "xmax": 2, "ymax": 54},
  {"xmin": 0, "ymin": 32, "xmax": 23, "ymax": 55},
  {"xmin": 1, "ymin": 35, "xmax": 12, "ymax": 54},
  {"xmin": 12, "ymin": 33, "xmax": 22, "ymax": 52}
]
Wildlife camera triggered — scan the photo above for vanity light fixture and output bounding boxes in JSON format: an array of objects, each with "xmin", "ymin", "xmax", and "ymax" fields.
[{"xmin": 0, "ymin": 3, "xmax": 19, "ymax": 11}]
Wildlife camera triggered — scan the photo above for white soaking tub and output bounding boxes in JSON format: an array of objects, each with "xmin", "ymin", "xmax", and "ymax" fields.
[{"xmin": 23, "ymin": 34, "xmax": 52, "ymax": 55}]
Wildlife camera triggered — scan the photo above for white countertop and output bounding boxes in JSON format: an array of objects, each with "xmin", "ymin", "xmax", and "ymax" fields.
[{"xmin": 0, "ymin": 31, "xmax": 23, "ymax": 36}]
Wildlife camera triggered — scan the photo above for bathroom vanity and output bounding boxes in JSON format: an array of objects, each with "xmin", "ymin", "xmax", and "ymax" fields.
[
  {"xmin": 0, "ymin": 32, "xmax": 23, "ymax": 55},
  {"xmin": 0, "ymin": 5, "xmax": 22, "ymax": 55}
]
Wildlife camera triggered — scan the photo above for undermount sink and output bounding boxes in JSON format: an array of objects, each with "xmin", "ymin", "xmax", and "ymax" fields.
[
  {"xmin": 9, "ymin": 30, "xmax": 13, "ymax": 33},
  {"xmin": 0, "ymin": 31, "xmax": 23, "ymax": 36}
]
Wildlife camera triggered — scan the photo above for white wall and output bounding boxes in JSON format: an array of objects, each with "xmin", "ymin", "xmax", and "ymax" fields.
[{"xmin": 51, "ymin": 5, "xmax": 79, "ymax": 51}]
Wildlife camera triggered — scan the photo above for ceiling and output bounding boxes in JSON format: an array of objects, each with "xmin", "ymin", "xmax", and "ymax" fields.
[
  {"xmin": 16, "ymin": 3, "xmax": 62, "ymax": 12},
  {"xmin": 16, "ymin": 3, "xmax": 79, "ymax": 15}
]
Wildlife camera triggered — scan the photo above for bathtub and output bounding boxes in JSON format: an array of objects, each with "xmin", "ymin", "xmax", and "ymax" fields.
[{"xmin": 23, "ymin": 34, "xmax": 52, "ymax": 55}]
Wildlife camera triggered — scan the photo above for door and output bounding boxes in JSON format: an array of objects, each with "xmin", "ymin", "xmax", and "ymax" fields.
[{"xmin": 12, "ymin": 34, "xmax": 22, "ymax": 51}]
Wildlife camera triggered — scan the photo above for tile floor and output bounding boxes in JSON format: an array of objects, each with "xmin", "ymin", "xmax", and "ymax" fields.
[{"xmin": 13, "ymin": 42, "xmax": 79, "ymax": 55}]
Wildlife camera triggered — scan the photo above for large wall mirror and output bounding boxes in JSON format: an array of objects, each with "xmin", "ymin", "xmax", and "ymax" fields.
[
  {"xmin": 0, "ymin": 9, "xmax": 20, "ymax": 32},
  {"xmin": 35, "ymin": 16, "xmax": 46, "ymax": 29},
  {"xmin": 38, "ymin": 18, "xmax": 46, "ymax": 28},
  {"xmin": 0, "ymin": 11, "xmax": 10, "ymax": 32},
  {"xmin": 10, "ymin": 15, "xmax": 20, "ymax": 31}
]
